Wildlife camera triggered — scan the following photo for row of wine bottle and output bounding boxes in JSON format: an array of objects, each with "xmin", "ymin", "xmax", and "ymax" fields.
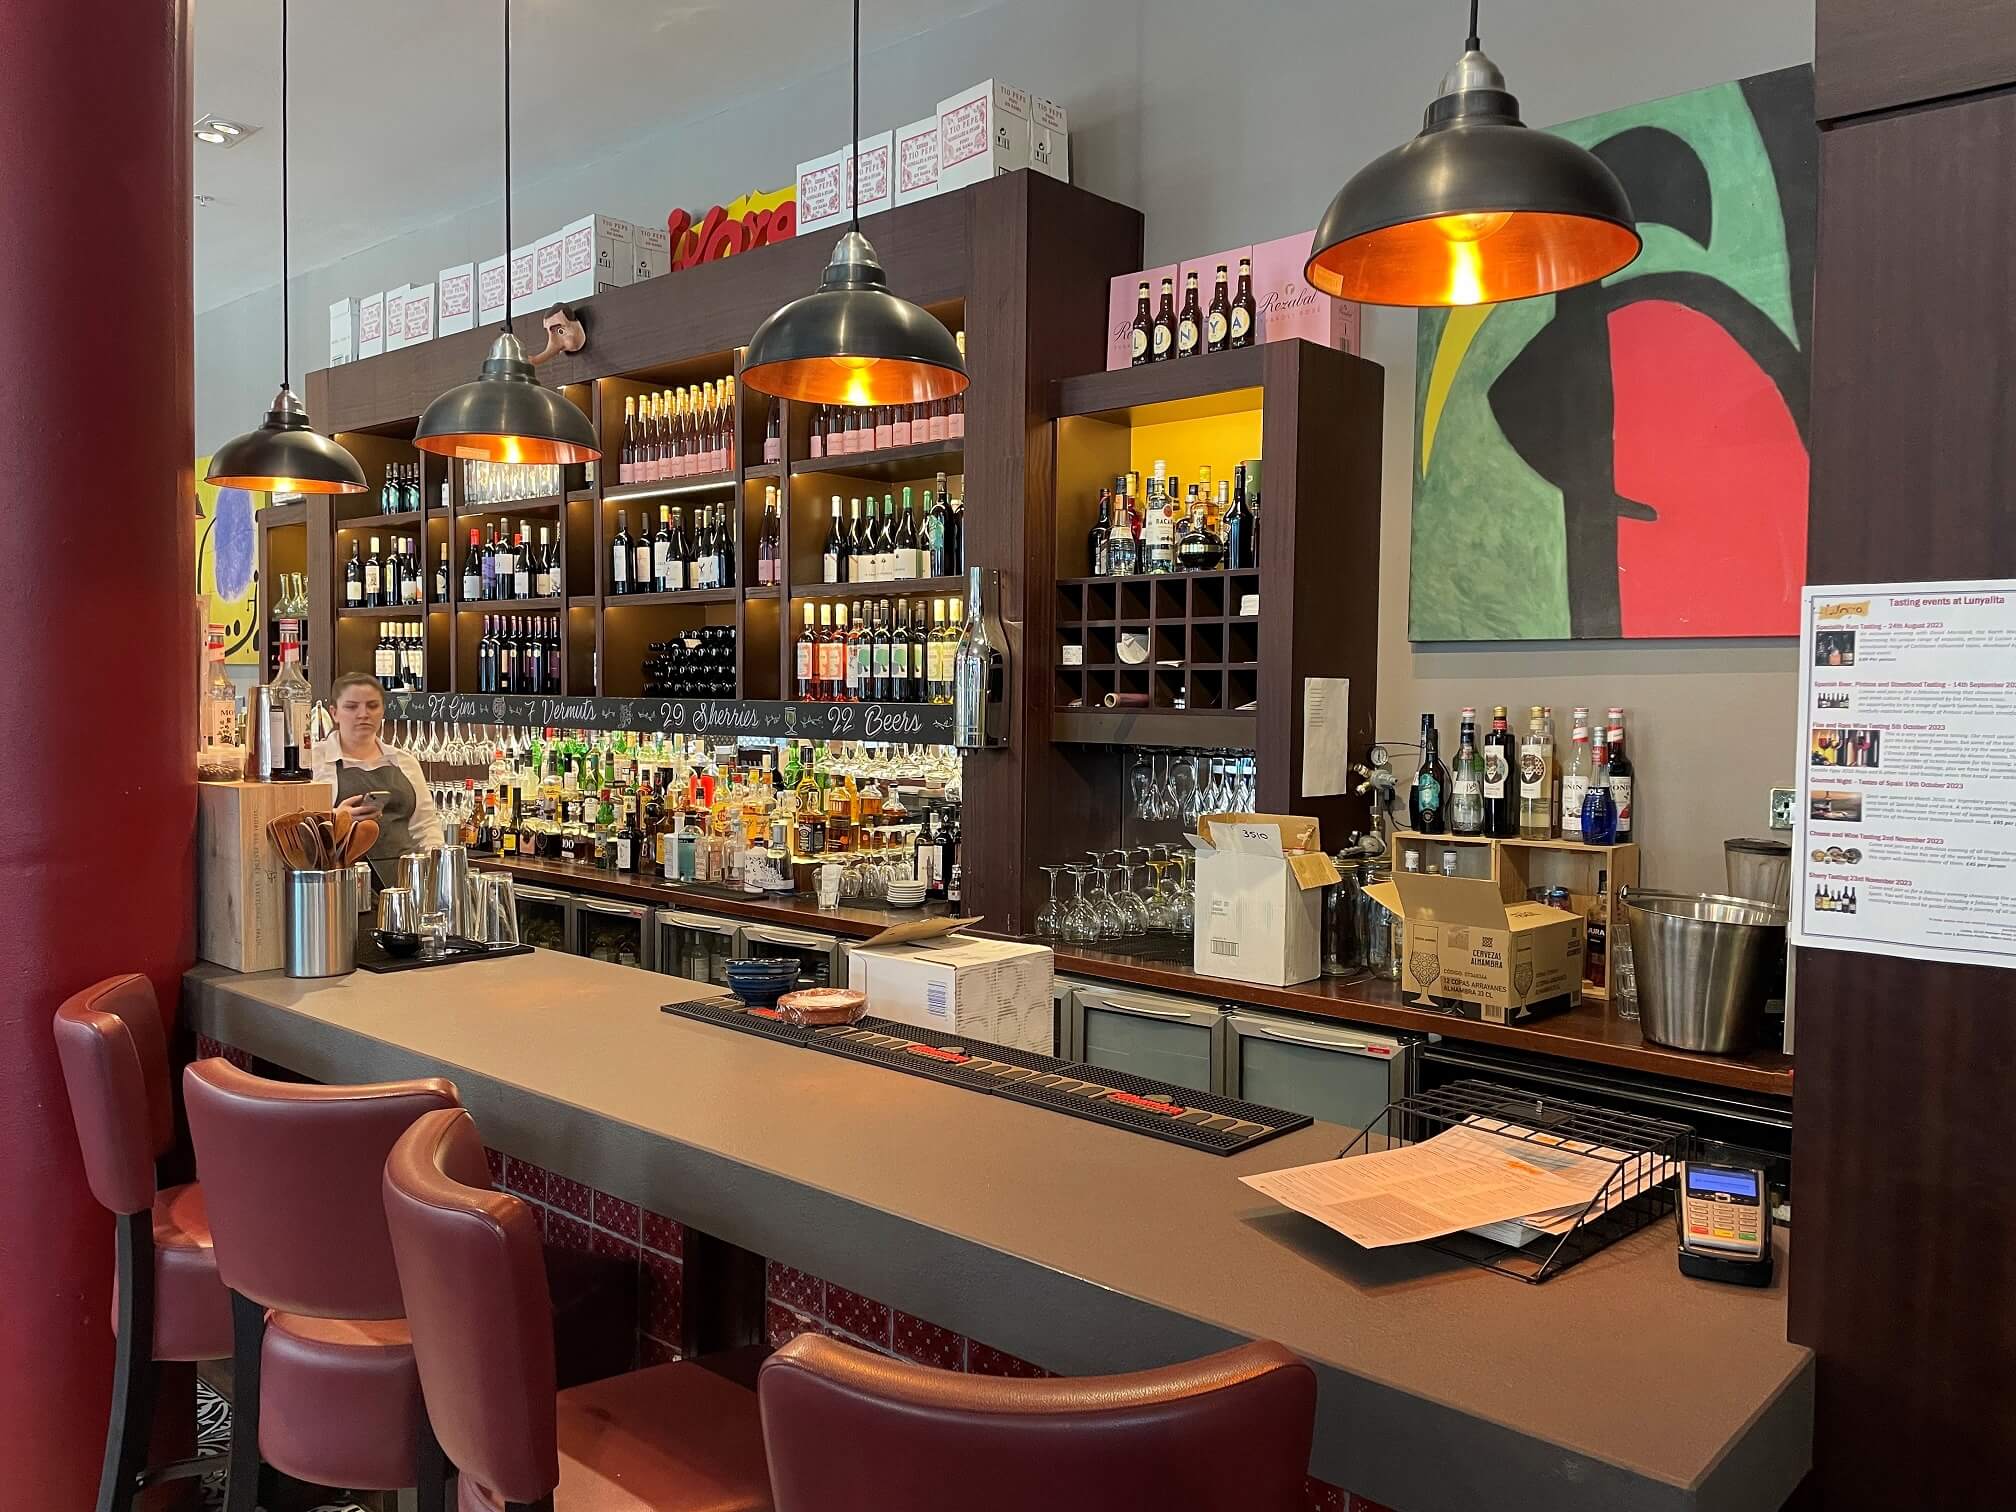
[
  {"xmin": 610, "ymin": 500, "xmax": 758, "ymax": 593},
  {"xmin": 794, "ymin": 596, "xmax": 964, "ymax": 705},
  {"xmin": 618, "ymin": 379, "xmax": 737, "ymax": 484},
  {"xmin": 346, "ymin": 535, "xmax": 451, "ymax": 608},
  {"xmin": 820, "ymin": 474, "xmax": 963, "ymax": 583},
  {"xmin": 475, "ymin": 615, "xmax": 562, "ymax": 695},
  {"xmin": 1130, "ymin": 260, "xmax": 1257, "ymax": 364}
]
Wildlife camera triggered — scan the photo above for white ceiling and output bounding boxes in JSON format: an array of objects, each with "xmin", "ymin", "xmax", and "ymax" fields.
[{"xmin": 194, "ymin": 0, "xmax": 979, "ymax": 312}]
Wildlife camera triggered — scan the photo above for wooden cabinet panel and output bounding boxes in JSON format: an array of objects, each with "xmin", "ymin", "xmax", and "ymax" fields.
[{"xmin": 1819, "ymin": 0, "xmax": 2016, "ymax": 119}]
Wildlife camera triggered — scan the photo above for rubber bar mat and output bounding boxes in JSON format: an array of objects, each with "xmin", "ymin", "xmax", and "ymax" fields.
[{"xmin": 662, "ymin": 1001, "xmax": 1309, "ymax": 1156}]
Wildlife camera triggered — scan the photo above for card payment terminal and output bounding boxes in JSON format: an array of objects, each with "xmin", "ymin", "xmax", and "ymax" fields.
[{"xmin": 1675, "ymin": 1160, "xmax": 1774, "ymax": 1286}]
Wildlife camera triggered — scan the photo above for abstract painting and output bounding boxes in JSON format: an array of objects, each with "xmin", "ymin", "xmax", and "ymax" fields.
[
  {"xmin": 1410, "ymin": 65, "xmax": 1815, "ymax": 640},
  {"xmin": 196, "ymin": 457, "xmax": 262, "ymax": 664}
]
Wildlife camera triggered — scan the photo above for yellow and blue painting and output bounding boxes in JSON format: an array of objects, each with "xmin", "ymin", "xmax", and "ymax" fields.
[{"xmin": 195, "ymin": 457, "xmax": 261, "ymax": 665}]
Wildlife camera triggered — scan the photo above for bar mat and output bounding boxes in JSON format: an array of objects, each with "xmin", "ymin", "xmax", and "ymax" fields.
[
  {"xmin": 357, "ymin": 936, "xmax": 535, "ymax": 973},
  {"xmin": 659, "ymin": 996, "xmax": 815, "ymax": 1045}
]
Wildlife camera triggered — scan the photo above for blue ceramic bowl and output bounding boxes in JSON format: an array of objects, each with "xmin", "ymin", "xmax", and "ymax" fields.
[
  {"xmin": 727, "ymin": 958, "xmax": 800, "ymax": 981},
  {"xmin": 730, "ymin": 978, "xmax": 797, "ymax": 1008}
]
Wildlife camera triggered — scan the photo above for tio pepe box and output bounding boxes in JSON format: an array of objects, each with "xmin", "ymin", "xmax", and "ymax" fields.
[
  {"xmin": 383, "ymin": 283, "xmax": 410, "ymax": 351},
  {"xmin": 438, "ymin": 262, "xmax": 476, "ymax": 335},
  {"xmin": 478, "ymin": 254, "xmax": 509, "ymax": 325},
  {"xmin": 328, "ymin": 298, "xmax": 358, "ymax": 366},
  {"xmin": 1190, "ymin": 814, "xmax": 1340, "ymax": 988},
  {"xmin": 796, "ymin": 134, "xmax": 894, "ymax": 239},
  {"xmin": 402, "ymin": 283, "xmax": 436, "ymax": 347},
  {"xmin": 894, "ymin": 116, "xmax": 943, "ymax": 206}
]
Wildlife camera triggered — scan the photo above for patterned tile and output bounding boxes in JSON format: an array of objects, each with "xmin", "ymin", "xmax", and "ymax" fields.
[
  {"xmin": 594, "ymin": 1191, "xmax": 642, "ymax": 1239},
  {"xmin": 766, "ymin": 1302, "xmax": 818, "ymax": 1350},
  {"xmin": 590, "ymin": 1226, "xmax": 639, "ymax": 1265},
  {"xmin": 483, "ymin": 1146, "xmax": 505, "ymax": 1184},
  {"xmin": 642, "ymin": 1209, "xmax": 686, "ymax": 1258},
  {"xmin": 766, "ymin": 1260, "xmax": 825, "ymax": 1317},
  {"xmin": 822, "ymin": 1284, "xmax": 891, "ymax": 1346},
  {"xmin": 1304, "ymin": 1479, "xmax": 1347, "ymax": 1511},
  {"xmin": 640, "ymin": 1334, "xmax": 683, "ymax": 1367},
  {"xmin": 891, "ymin": 1312, "xmax": 967, "ymax": 1371},
  {"xmin": 502, "ymin": 1155, "xmax": 548, "ymax": 1201},
  {"xmin": 966, "ymin": 1341, "xmax": 1052, "ymax": 1378},
  {"xmin": 546, "ymin": 1211, "xmax": 594, "ymax": 1255},
  {"xmin": 546, "ymin": 1173, "xmax": 594, "ymax": 1223},
  {"xmin": 640, "ymin": 1252, "xmax": 684, "ymax": 1342}
]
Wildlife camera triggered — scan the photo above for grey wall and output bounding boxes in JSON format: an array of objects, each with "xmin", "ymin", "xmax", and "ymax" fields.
[{"xmin": 198, "ymin": 0, "xmax": 1814, "ymax": 891}]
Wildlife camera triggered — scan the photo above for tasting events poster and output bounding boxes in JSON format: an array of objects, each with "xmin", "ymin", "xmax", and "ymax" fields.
[{"xmin": 1794, "ymin": 580, "xmax": 2016, "ymax": 969}]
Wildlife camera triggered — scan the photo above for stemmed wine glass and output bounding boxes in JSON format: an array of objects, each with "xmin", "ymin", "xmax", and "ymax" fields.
[
  {"xmin": 1170, "ymin": 756, "xmax": 1201, "ymax": 827},
  {"xmin": 1130, "ymin": 752, "xmax": 1156, "ymax": 821},
  {"xmin": 1035, "ymin": 866, "xmax": 1067, "ymax": 939},
  {"xmin": 1112, "ymin": 860, "xmax": 1150, "ymax": 938},
  {"xmin": 1061, "ymin": 866, "xmax": 1098, "ymax": 944}
]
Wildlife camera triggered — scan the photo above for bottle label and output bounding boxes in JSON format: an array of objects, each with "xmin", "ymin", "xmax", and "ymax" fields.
[
  {"xmin": 1482, "ymin": 748, "xmax": 1509, "ymax": 799},
  {"xmin": 1452, "ymin": 777, "xmax": 1481, "ymax": 801},
  {"xmin": 365, "ymin": 564, "xmax": 381, "ymax": 593},
  {"xmin": 654, "ymin": 541, "xmax": 671, "ymax": 581},
  {"xmin": 1519, "ymin": 743, "xmax": 1547, "ymax": 798},
  {"xmin": 797, "ymin": 643, "xmax": 813, "ymax": 683},
  {"xmin": 1177, "ymin": 318, "xmax": 1199, "ymax": 353},
  {"xmin": 1130, "ymin": 328, "xmax": 1147, "ymax": 359},
  {"xmin": 612, "ymin": 550, "xmax": 628, "ymax": 585},
  {"xmin": 824, "ymin": 551, "xmax": 840, "ymax": 583},
  {"xmin": 765, "ymin": 439, "xmax": 781, "ymax": 463},
  {"xmin": 347, "ymin": 580, "xmax": 362, "ymax": 605},
  {"xmin": 1416, "ymin": 775, "xmax": 1442, "ymax": 812},
  {"xmin": 1152, "ymin": 325, "xmax": 1171, "ymax": 358},
  {"xmin": 1206, "ymin": 311, "xmax": 1228, "ymax": 346},
  {"xmin": 1561, "ymin": 777, "xmax": 1590, "ymax": 835},
  {"xmin": 1612, "ymin": 776, "xmax": 1633, "ymax": 830},
  {"xmin": 616, "ymin": 835, "xmax": 633, "ymax": 870},
  {"xmin": 666, "ymin": 557, "xmax": 685, "ymax": 591},
  {"xmin": 1230, "ymin": 308, "xmax": 1252, "ymax": 341}
]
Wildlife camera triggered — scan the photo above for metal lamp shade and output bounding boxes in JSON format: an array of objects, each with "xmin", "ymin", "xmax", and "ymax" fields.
[
  {"xmin": 414, "ymin": 330, "xmax": 601, "ymax": 465},
  {"xmin": 1306, "ymin": 50, "xmax": 1639, "ymax": 308},
  {"xmin": 742, "ymin": 231, "xmax": 968, "ymax": 406},
  {"xmin": 207, "ymin": 386, "xmax": 368, "ymax": 494}
]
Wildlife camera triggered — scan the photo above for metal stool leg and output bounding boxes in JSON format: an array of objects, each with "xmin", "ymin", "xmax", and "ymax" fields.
[
  {"xmin": 223, "ymin": 1292, "xmax": 267, "ymax": 1512},
  {"xmin": 97, "ymin": 1211, "xmax": 157, "ymax": 1512}
]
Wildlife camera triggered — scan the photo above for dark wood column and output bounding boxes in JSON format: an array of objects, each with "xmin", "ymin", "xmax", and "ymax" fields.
[{"xmin": 1796, "ymin": 6, "xmax": 2016, "ymax": 1505}]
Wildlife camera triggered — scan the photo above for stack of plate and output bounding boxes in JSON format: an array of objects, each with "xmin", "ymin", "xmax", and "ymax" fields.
[
  {"xmin": 724, "ymin": 957, "xmax": 802, "ymax": 1007},
  {"xmin": 885, "ymin": 881, "xmax": 928, "ymax": 909}
]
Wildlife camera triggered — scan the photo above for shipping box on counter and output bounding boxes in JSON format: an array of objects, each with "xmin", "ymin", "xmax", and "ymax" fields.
[
  {"xmin": 1363, "ymin": 873, "xmax": 1583, "ymax": 1024},
  {"xmin": 1191, "ymin": 814, "xmax": 1341, "ymax": 987},
  {"xmin": 847, "ymin": 917, "xmax": 1056, "ymax": 1054},
  {"xmin": 198, "ymin": 779, "xmax": 335, "ymax": 974}
]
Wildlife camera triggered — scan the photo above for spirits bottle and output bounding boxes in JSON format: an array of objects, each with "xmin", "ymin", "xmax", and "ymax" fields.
[
  {"xmin": 1605, "ymin": 714, "xmax": 1634, "ymax": 840},
  {"xmin": 1560, "ymin": 719, "xmax": 1592, "ymax": 841},
  {"xmin": 952, "ymin": 569, "xmax": 1008, "ymax": 748},
  {"xmin": 1174, "ymin": 488, "xmax": 1226, "ymax": 571},
  {"xmin": 1410, "ymin": 713, "xmax": 1448, "ymax": 834},
  {"xmin": 1481, "ymin": 704, "xmax": 1518, "ymax": 837},
  {"xmin": 1520, "ymin": 705, "xmax": 1555, "ymax": 839},
  {"xmin": 1449, "ymin": 708, "xmax": 1485, "ymax": 835},
  {"xmin": 1089, "ymin": 487, "xmax": 1113, "ymax": 575},
  {"xmin": 1580, "ymin": 729, "xmax": 1618, "ymax": 845}
]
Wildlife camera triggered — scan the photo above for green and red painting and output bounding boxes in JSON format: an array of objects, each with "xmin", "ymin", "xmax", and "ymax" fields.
[{"xmin": 1409, "ymin": 65, "xmax": 1815, "ymax": 641}]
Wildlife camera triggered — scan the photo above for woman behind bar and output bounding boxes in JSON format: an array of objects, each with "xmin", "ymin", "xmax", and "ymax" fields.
[{"xmin": 310, "ymin": 672, "xmax": 444, "ymax": 878}]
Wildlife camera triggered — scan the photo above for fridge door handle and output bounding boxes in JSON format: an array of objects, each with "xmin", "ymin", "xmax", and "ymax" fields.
[
  {"xmin": 580, "ymin": 900, "xmax": 648, "ymax": 920},
  {"xmin": 1245, "ymin": 1024, "xmax": 1398, "ymax": 1057},
  {"xmin": 744, "ymin": 926, "xmax": 832, "ymax": 950},
  {"xmin": 1084, "ymin": 997, "xmax": 1198, "ymax": 1022},
  {"xmin": 666, "ymin": 910, "xmax": 737, "ymax": 934}
]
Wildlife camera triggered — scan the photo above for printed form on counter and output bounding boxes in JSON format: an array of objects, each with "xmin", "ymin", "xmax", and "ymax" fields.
[{"xmin": 1795, "ymin": 579, "xmax": 2016, "ymax": 970}]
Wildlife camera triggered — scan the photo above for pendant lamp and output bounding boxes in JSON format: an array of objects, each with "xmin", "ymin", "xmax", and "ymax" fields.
[
  {"xmin": 415, "ymin": 0, "xmax": 599, "ymax": 465},
  {"xmin": 206, "ymin": 0, "xmax": 366, "ymax": 495},
  {"xmin": 1305, "ymin": 0, "xmax": 1639, "ymax": 308},
  {"xmin": 741, "ymin": 0, "xmax": 968, "ymax": 406}
]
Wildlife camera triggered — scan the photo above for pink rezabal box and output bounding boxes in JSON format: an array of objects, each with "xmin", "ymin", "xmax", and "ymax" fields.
[{"xmin": 1104, "ymin": 233, "xmax": 1360, "ymax": 370}]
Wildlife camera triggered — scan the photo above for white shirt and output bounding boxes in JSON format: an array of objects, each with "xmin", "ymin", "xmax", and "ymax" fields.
[{"xmin": 309, "ymin": 739, "xmax": 444, "ymax": 849}]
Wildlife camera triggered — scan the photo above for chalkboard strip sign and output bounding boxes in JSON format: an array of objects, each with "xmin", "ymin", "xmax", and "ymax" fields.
[{"xmin": 384, "ymin": 691, "xmax": 956, "ymax": 743}]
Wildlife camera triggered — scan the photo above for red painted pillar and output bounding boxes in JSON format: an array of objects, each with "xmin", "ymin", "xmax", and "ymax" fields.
[{"xmin": 0, "ymin": 2, "xmax": 196, "ymax": 1503}]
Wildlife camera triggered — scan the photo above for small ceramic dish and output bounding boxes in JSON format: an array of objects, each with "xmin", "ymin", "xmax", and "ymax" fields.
[{"xmin": 777, "ymin": 987, "xmax": 868, "ymax": 1028}]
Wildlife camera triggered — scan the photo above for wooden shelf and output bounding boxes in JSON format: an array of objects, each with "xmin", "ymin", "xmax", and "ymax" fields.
[
  {"xmin": 602, "ymin": 588, "xmax": 737, "ymax": 607},
  {"xmin": 742, "ymin": 585, "xmax": 780, "ymax": 600},
  {"xmin": 1053, "ymin": 708, "xmax": 1255, "ymax": 748},
  {"xmin": 258, "ymin": 501, "xmax": 308, "ymax": 528},
  {"xmin": 603, "ymin": 471, "xmax": 738, "ymax": 501},
  {"xmin": 1391, "ymin": 831, "xmax": 1497, "ymax": 846},
  {"xmin": 337, "ymin": 604, "xmax": 428, "ymax": 619},
  {"xmin": 336, "ymin": 514, "xmax": 427, "ymax": 534},
  {"xmin": 791, "ymin": 576, "xmax": 965, "ymax": 600},
  {"xmin": 789, "ymin": 437, "xmax": 965, "ymax": 484},
  {"xmin": 1053, "ymin": 346, "xmax": 1265, "ymax": 422},
  {"xmin": 455, "ymin": 596, "xmax": 561, "ymax": 613},
  {"xmin": 454, "ymin": 495, "xmax": 563, "ymax": 517}
]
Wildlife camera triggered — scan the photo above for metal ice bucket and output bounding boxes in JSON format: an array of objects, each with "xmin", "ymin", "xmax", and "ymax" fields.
[{"xmin": 1621, "ymin": 888, "xmax": 1786, "ymax": 1054}]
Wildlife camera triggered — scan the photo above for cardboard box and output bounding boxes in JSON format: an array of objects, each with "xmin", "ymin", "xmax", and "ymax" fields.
[
  {"xmin": 1191, "ymin": 814, "xmax": 1340, "ymax": 987},
  {"xmin": 936, "ymin": 79, "xmax": 1032, "ymax": 192},
  {"xmin": 1029, "ymin": 93, "xmax": 1069, "ymax": 182},
  {"xmin": 532, "ymin": 227, "xmax": 567, "ymax": 309},
  {"xmin": 847, "ymin": 920, "xmax": 1056, "ymax": 1054},
  {"xmin": 401, "ymin": 283, "xmax": 436, "ymax": 346},
  {"xmin": 550, "ymin": 213, "xmax": 634, "ymax": 305},
  {"xmin": 477, "ymin": 255, "xmax": 509, "ymax": 326},
  {"xmin": 358, "ymin": 292, "xmax": 385, "ymax": 359},
  {"xmin": 1363, "ymin": 873, "xmax": 1584, "ymax": 1024},
  {"xmin": 1106, "ymin": 263, "xmax": 1177, "ymax": 370},
  {"xmin": 197, "ymin": 778, "xmax": 335, "ymax": 974},
  {"xmin": 1251, "ymin": 231, "xmax": 1361, "ymax": 355},
  {"xmin": 328, "ymin": 298, "xmax": 358, "ymax": 366},
  {"xmin": 894, "ymin": 115, "xmax": 943, "ymax": 206},
  {"xmin": 634, "ymin": 222, "xmax": 671, "ymax": 281},
  {"xmin": 383, "ymin": 283, "xmax": 410, "ymax": 350},
  {"xmin": 795, "ymin": 147, "xmax": 852, "ymax": 238},
  {"xmin": 852, "ymin": 132, "xmax": 895, "ymax": 218},
  {"xmin": 437, "ymin": 262, "xmax": 476, "ymax": 335},
  {"xmin": 508, "ymin": 243, "xmax": 536, "ymax": 317}
]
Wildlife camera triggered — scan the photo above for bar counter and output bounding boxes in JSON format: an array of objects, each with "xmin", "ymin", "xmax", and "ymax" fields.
[
  {"xmin": 184, "ymin": 950, "xmax": 1811, "ymax": 1512},
  {"xmin": 481, "ymin": 854, "xmax": 1796, "ymax": 1098}
]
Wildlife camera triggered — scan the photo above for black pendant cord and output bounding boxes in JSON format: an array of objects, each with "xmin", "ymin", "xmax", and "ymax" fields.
[
  {"xmin": 849, "ymin": 0, "xmax": 860, "ymax": 233},
  {"xmin": 1466, "ymin": 0, "xmax": 1480, "ymax": 50},
  {"xmin": 502, "ymin": 0, "xmax": 514, "ymax": 335},
  {"xmin": 279, "ymin": 0, "xmax": 290, "ymax": 389}
]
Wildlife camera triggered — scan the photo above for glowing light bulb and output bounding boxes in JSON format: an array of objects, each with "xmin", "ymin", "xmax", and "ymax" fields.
[
  {"xmin": 1432, "ymin": 211, "xmax": 1513, "ymax": 243},
  {"xmin": 1445, "ymin": 239, "xmax": 1487, "ymax": 306}
]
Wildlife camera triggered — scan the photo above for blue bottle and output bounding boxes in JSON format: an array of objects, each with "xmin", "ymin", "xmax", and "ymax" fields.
[{"xmin": 1580, "ymin": 728, "xmax": 1617, "ymax": 845}]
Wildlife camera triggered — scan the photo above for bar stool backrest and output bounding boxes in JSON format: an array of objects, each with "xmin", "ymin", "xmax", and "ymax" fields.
[
  {"xmin": 183, "ymin": 1057, "xmax": 458, "ymax": 1319},
  {"xmin": 53, "ymin": 974, "xmax": 172, "ymax": 1216},
  {"xmin": 759, "ymin": 1334, "xmax": 1318, "ymax": 1512},
  {"xmin": 383, "ymin": 1107, "xmax": 560, "ymax": 1506}
]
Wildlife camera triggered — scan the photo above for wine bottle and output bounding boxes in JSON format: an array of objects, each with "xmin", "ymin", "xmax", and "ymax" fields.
[
  {"xmin": 823, "ymin": 496, "xmax": 847, "ymax": 583},
  {"xmin": 763, "ymin": 397, "xmax": 782, "ymax": 464},
  {"xmin": 1481, "ymin": 704, "xmax": 1518, "ymax": 837},
  {"xmin": 534, "ymin": 527, "xmax": 556, "ymax": 599},
  {"xmin": 611, "ymin": 510, "xmax": 633, "ymax": 595},
  {"xmin": 434, "ymin": 541, "xmax": 450, "ymax": 602},
  {"xmin": 511, "ymin": 525, "xmax": 532, "ymax": 600},
  {"xmin": 1410, "ymin": 713, "xmax": 1449, "ymax": 834},
  {"xmin": 795, "ymin": 603, "xmax": 819, "ymax": 700},
  {"xmin": 759, "ymin": 486, "xmax": 782, "ymax": 585},
  {"xmin": 461, "ymin": 529, "xmax": 482, "ymax": 602},
  {"xmin": 345, "ymin": 540, "xmax": 364, "ymax": 607},
  {"xmin": 1089, "ymin": 488, "xmax": 1113, "ymax": 575},
  {"xmin": 365, "ymin": 537, "xmax": 384, "ymax": 608},
  {"xmin": 632, "ymin": 509, "xmax": 653, "ymax": 593}
]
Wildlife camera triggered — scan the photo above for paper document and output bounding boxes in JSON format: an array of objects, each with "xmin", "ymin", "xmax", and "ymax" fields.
[
  {"xmin": 1300, "ymin": 677, "xmax": 1350, "ymax": 798},
  {"xmin": 1455, "ymin": 1116, "xmax": 1674, "ymax": 1245},
  {"xmin": 1241, "ymin": 1123, "xmax": 1622, "ymax": 1249}
]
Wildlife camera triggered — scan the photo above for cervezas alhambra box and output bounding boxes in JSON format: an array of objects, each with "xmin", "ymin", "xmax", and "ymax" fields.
[{"xmin": 1363, "ymin": 873, "xmax": 1582, "ymax": 1024}]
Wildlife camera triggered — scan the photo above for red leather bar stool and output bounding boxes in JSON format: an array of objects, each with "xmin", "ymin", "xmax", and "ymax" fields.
[
  {"xmin": 184, "ymin": 1058, "xmax": 461, "ymax": 1512},
  {"xmin": 53, "ymin": 975, "xmax": 234, "ymax": 1512},
  {"xmin": 759, "ymin": 1333, "xmax": 1318, "ymax": 1512},
  {"xmin": 382, "ymin": 1107, "xmax": 774, "ymax": 1512}
]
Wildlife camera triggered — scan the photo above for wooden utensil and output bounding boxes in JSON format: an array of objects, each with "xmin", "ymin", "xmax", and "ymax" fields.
[
  {"xmin": 343, "ymin": 819, "xmax": 380, "ymax": 865},
  {"xmin": 317, "ymin": 817, "xmax": 336, "ymax": 864},
  {"xmin": 266, "ymin": 817, "xmax": 311, "ymax": 871},
  {"xmin": 331, "ymin": 806, "xmax": 355, "ymax": 851},
  {"xmin": 295, "ymin": 816, "xmax": 325, "ymax": 870}
]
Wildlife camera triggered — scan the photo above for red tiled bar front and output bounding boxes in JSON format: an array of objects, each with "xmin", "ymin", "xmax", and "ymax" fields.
[{"xmin": 184, "ymin": 951, "xmax": 1810, "ymax": 1512}]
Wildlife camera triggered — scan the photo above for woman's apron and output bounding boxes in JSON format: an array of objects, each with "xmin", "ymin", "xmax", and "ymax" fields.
[{"xmin": 333, "ymin": 756, "xmax": 420, "ymax": 883}]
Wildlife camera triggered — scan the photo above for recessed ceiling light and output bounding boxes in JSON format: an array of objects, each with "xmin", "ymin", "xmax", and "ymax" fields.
[{"xmin": 193, "ymin": 114, "xmax": 257, "ymax": 147}]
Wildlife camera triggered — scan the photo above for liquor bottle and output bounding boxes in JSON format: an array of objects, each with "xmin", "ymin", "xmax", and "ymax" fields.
[
  {"xmin": 795, "ymin": 603, "xmax": 819, "ymax": 700},
  {"xmin": 1481, "ymin": 704, "xmax": 1518, "ymax": 837},
  {"xmin": 611, "ymin": 509, "xmax": 633, "ymax": 595},
  {"xmin": 1107, "ymin": 474, "xmax": 1140, "ymax": 574},
  {"xmin": 896, "ymin": 486, "xmax": 921, "ymax": 578},
  {"xmin": 1580, "ymin": 728, "xmax": 1617, "ymax": 845},
  {"xmin": 764, "ymin": 397, "xmax": 782, "ymax": 464},
  {"xmin": 512, "ymin": 526, "xmax": 533, "ymax": 599},
  {"xmin": 951, "ymin": 569, "xmax": 1007, "ymax": 748},
  {"xmin": 1175, "ymin": 487, "xmax": 1226, "ymax": 571},
  {"xmin": 345, "ymin": 540, "xmax": 365, "ymax": 607},
  {"xmin": 1176, "ymin": 270, "xmax": 1203, "ymax": 358},
  {"xmin": 1230, "ymin": 257, "xmax": 1257, "ymax": 347},
  {"xmin": 1223, "ymin": 465, "xmax": 1253, "ymax": 571},
  {"xmin": 1089, "ymin": 487, "xmax": 1113, "ymax": 575},
  {"xmin": 1410, "ymin": 714, "xmax": 1449, "ymax": 834},
  {"xmin": 1129, "ymin": 281, "xmax": 1152, "ymax": 366},
  {"xmin": 759, "ymin": 486, "xmax": 782, "ymax": 585},
  {"xmin": 1560, "ymin": 719, "xmax": 1592, "ymax": 842},
  {"xmin": 1520, "ymin": 705, "xmax": 1555, "ymax": 839},
  {"xmin": 364, "ymin": 537, "xmax": 384, "ymax": 607},
  {"xmin": 1142, "ymin": 463, "xmax": 1176, "ymax": 574},
  {"xmin": 1206, "ymin": 264, "xmax": 1232, "ymax": 353},
  {"xmin": 823, "ymin": 495, "xmax": 847, "ymax": 583},
  {"xmin": 1151, "ymin": 277, "xmax": 1176, "ymax": 362},
  {"xmin": 1584, "ymin": 870, "xmax": 1609, "ymax": 988},
  {"xmin": 1450, "ymin": 708, "xmax": 1485, "ymax": 835},
  {"xmin": 1605, "ymin": 714, "xmax": 1634, "ymax": 840}
]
